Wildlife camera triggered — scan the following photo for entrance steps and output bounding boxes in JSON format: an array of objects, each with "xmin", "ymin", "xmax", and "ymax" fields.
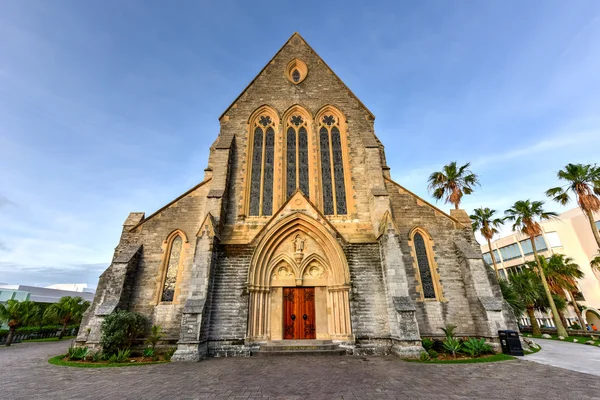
[{"xmin": 253, "ymin": 340, "xmax": 347, "ymax": 357}]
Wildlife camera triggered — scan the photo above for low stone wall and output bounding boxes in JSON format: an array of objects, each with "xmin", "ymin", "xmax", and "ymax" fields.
[{"xmin": 520, "ymin": 327, "xmax": 599, "ymax": 338}]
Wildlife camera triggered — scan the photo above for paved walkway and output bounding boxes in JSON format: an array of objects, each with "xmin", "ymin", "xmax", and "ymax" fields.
[
  {"xmin": 1, "ymin": 340, "xmax": 600, "ymax": 399},
  {"xmin": 526, "ymin": 338, "xmax": 600, "ymax": 377}
]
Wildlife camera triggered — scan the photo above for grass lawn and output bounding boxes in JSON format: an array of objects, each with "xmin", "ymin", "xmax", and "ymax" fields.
[
  {"xmin": 49, "ymin": 355, "xmax": 168, "ymax": 368},
  {"xmin": 405, "ymin": 353, "xmax": 516, "ymax": 364},
  {"xmin": 527, "ymin": 334, "xmax": 600, "ymax": 346},
  {"xmin": 23, "ymin": 336, "xmax": 76, "ymax": 343}
]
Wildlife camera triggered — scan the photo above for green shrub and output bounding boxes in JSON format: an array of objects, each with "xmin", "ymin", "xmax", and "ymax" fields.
[
  {"xmin": 419, "ymin": 351, "xmax": 430, "ymax": 361},
  {"xmin": 143, "ymin": 348, "xmax": 155, "ymax": 358},
  {"xmin": 421, "ymin": 338, "xmax": 434, "ymax": 351},
  {"xmin": 100, "ymin": 310, "xmax": 147, "ymax": 355},
  {"xmin": 442, "ymin": 337, "xmax": 462, "ymax": 358},
  {"xmin": 462, "ymin": 338, "xmax": 493, "ymax": 357},
  {"xmin": 440, "ymin": 324, "xmax": 457, "ymax": 339},
  {"xmin": 427, "ymin": 349, "xmax": 439, "ymax": 359},
  {"xmin": 164, "ymin": 347, "xmax": 177, "ymax": 361},
  {"xmin": 145, "ymin": 325, "xmax": 162, "ymax": 350},
  {"xmin": 91, "ymin": 351, "xmax": 103, "ymax": 362},
  {"xmin": 108, "ymin": 348, "xmax": 131, "ymax": 363},
  {"xmin": 570, "ymin": 323, "xmax": 581, "ymax": 330},
  {"xmin": 67, "ymin": 346, "xmax": 89, "ymax": 361}
]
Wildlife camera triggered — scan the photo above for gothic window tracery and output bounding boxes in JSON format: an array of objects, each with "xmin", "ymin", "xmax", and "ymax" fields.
[
  {"xmin": 285, "ymin": 114, "xmax": 310, "ymax": 199},
  {"xmin": 161, "ymin": 235, "xmax": 183, "ymax": 302},
  {"xmin": 249, "ymin": 113, "xmax": 276, "ymax": 216},
  {"xmin": 318, "ymin": 114, "xmax": 347, "ymax": 215}
]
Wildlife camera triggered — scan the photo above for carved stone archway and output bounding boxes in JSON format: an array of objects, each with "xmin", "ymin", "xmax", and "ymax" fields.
[{"xmin": 247, "ymin": 212, "xmax": 352, "ymax": 342}]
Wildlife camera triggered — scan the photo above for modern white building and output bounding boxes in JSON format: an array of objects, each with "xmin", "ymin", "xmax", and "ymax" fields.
[
  {"xmin": 480, "ymin": 207, "xmax": 600, "ymax": 329},
  {"xmin": 0, "ymin": 284, "xmax": 95, "ymax": 304}
]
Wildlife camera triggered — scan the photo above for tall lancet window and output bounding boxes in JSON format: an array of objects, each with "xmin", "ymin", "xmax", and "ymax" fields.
[
  {"xmin": 319, "ymin": 114, "xmax": 347, "ymax": 215},
  {"xmin": 410, "ymin": 228, "xmax": 441, "ymax": 300},
  {"xmin": 249, "ymin": 114, "xmax": 276, "ymax": 216},
  {"xmin": 286, "ymin": 114, "xmax": 310, "ymax": 199},
  {"xmin": 161, "ymin": 235, "xmax": 183, "ymax": 302}
]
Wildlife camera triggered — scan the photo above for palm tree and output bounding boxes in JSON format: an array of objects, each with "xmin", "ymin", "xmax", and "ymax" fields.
[
  {"xmin": 0, "ymin": 300, "xmax": 39, "ymax": 346},
  {"xmin": 509, "ymin": 270, "xmax": 544, "ymax": 335},
  {"xmin": 498, "ymin": 279, "xmax": 525, "ymax": 317},
  {"xmin": 470, "ymin": 207, "xmax": 504, "ymax": 278},
  {"xmin": 543, "ymin": 254, "xmax": 585, "ymax": 329},
  {"xmin": 428, "ymin": 161, "xmax": 479, "ymax": 209},
  {"xmin": 504, "ymin": 200, "xmax": 568, "ymax": 337},
  {"xmin": 546, "ymin": 163, "xmax": 600, "ymax": 248},
  {"xmin": 44, "ymin": 296, "xmax": 90, "ymax": 340}
]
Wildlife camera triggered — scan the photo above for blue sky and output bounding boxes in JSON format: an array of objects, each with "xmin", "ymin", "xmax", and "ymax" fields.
[{"xmin": 1, "ymin": 1, "xmax": 599, "ymax": 287}]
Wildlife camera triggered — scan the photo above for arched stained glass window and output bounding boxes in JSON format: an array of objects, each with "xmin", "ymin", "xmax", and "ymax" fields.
[
  {"xmin": 319, "ymin": 127, "xmax": 334, "ymax": 215},
  {"xmin": 318, "ymin": 114, "xmax": 347, "ymax": 215},
  {"xmin": 286, "ymin": 127, "xmax": 296, "ymax": 198},
  {"xmin": 413, "ymin": 232, "xmax": 436, "ymax": 299},
  {"xmin": 298, "ymin": 127, "xmax": 309, "ymax": 196},
  {"xmin": 248, "ymin": 114, "xmax": 276, "ymax": 217},
  {"xmin": 262, "ymin": 127, "xmax": 274, "ymax": 216},
  {"xmin": 331, "ymin": 127, "xmax": 347, "ymax": 215},
  {"xmin": 249, "ymin": 127, "xmax": 263, "ymax": 216},
  {"xmin": 285, "ymin": 114, "xmax": 310, "ymax": 200},
  {"xmin": 161, "ymin": 236, "xmax": 182, "ymax": 302}
]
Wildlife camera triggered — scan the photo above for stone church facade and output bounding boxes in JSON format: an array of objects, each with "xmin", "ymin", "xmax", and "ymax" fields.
[{"xmin": 76, "ymin": 33, "xmax": 517, "ymax": 361}]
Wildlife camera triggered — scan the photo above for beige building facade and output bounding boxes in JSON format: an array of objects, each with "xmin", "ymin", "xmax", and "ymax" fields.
[
  {"xmin": 76, "ymin": 33, "xmax": 516, "ymax": 360},
  {"xmin": 481, "ymin": 207, "xmax": 600, "ymax": 328}
]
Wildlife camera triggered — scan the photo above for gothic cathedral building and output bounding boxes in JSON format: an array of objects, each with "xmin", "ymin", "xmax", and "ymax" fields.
[{"xmin": 77, "ymin": 33, "xmax": 517, "ymax": 360}]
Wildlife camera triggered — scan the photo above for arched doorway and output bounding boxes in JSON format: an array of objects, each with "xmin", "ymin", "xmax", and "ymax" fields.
[
  {"xmin": 246, "ymin": 213, "xmax": 353, "ymax": 342},
  {"xmin": 585, "ymin": 308, "xmax": 600, "ymax": 329}
]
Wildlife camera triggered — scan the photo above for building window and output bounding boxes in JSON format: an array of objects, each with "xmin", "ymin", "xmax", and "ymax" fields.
[
  {"xmin": 161, "ymin": 235, "xmax": 183, "ymax": 302},
  {"xmin": 285, "ymin": 114, "xmax": 310, "ymax": 199},
  {"xmin": 519, "ymin": 236, "xmax": 547, "ymax": 255},
  {"xmin": 318, "ymin": 114, "xmax": 347, "ymax": 215},
  {"xmin": 499, "ymin": 243, "xmax": 522, "ymax": 261},
  {"xmin": 410, "ymin": 229, "xmax": 440, "ymax": 300},
  {"xmin": 285, "ymin": 59, "xmax": 308, "ymax": 84},
  {"xmin": 248, "ymin": 114, "xmax": 276, "ymax": 216},
  {"xmin": 545, "ymin": 232, "xmax": 562, "ymax": 248}
]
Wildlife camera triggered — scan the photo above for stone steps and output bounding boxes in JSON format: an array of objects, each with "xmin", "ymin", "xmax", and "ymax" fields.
[{"xmin": 253, "ymin": 340, "xmax": 347, "ymax": 357}]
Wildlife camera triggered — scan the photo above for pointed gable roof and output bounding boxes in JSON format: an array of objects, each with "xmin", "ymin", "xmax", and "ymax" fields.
[{"xmin": 219, "ymin": 32, "xmax": 375, "ymax": 121}]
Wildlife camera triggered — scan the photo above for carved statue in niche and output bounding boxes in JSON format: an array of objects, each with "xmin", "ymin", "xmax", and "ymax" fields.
[{"xmin": 293, "ymin": 234, "xmax": 305, "ymax": 263}]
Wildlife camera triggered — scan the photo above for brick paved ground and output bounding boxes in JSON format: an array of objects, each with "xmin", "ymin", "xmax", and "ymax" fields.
[{"xmin": 1, "ymin": 341, "xmax": 599, "ymax": 399}]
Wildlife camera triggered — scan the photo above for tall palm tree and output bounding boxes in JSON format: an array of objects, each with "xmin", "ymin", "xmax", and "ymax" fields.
[
  {"xmin": 470, "ymin": 207, "xmax": 504, "ymax": 278},
  {"xmin": 44, "ymin": 296, "xmax": 90, "ymax": 340},
  {"xmin": 0, "ymin": 300, "xmax": 39, "ymax": 346},
  {"xmin": 509, "ymin": 270, "xmax": 544, "ymax": 336},
  {"xmin": 546, "ymin": 163, "xmax": 600, "ymax": 248},
  {"xmin": 428, "ymin": 161, "xmax": 479, "ymax": 209},
  {"xmin": 504, "ymin": 200, "xmax": 568, "ymax": 337}
]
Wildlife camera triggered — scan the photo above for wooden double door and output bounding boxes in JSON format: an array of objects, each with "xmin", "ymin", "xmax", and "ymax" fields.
[{"xmin": 283, "ymin": 287, "xmax": 316, "ymax": 339}]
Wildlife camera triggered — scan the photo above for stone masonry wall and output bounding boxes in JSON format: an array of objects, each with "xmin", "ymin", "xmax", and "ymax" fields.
[
  {"xmin": 345, "ymin": 243, "xmax": 391, "ymax": 340},
  {"xmin": 217, "ymin": 34, "xmax": 379, "ymax": 234},
  {"xmin": 124, "ymin": 181, "xmax": 212, "ymax": 340},
  {"xmin": 385, "ymin": 179, "xmax": 480, "ymax": 337}
]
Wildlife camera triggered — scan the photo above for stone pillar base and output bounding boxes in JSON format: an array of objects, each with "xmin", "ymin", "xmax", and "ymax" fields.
[
  {"xmin": 171, "ymin": 342, "xmax": 207, "ymax": 362},
  {"xmin": 390, "ymin": 340, "xmax": 423, "ymax": 359}
]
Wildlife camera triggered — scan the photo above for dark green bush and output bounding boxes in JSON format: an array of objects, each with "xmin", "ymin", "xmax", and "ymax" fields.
[
  {"xmin": 427, "ymin": 349, "xmax": 439, "ymax": 359},
  {"xmin": 100, "ymin": 310, "xmax": 147, "ymax": 355},
  {"xmin": 421, "ymin": 338, "xmax": 434, "ymax": 351},
  {"xmin": 164, "ymin": 347, "xmax": 177, "ymax": 361},
  {"xmin": 462, "ymin": 338, "xmax": 493, "ymax": 357}
]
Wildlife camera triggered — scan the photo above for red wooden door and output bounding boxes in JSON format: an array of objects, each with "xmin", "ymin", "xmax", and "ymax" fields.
[{"xmin": 283, "ymin": 287, "xmax": 316, "ymax": 339}]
